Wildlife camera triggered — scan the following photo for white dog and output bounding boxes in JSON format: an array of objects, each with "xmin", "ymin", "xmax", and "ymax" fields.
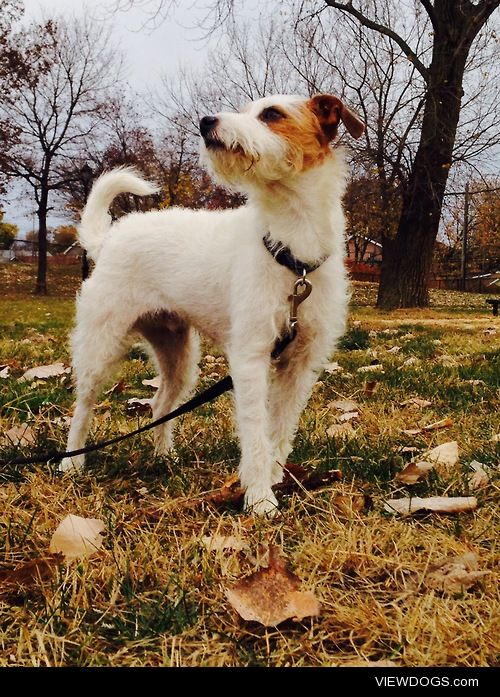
[{"xmin": 60, "ymin": 93, "xmax": 364, "ymax": 514}]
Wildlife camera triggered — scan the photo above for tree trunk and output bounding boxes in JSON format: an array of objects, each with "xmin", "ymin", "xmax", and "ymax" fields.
[
  {"xmin": 374, "ymin": 0, "xmax": 496, "ymax": 309},
  {"xmin": 35, "ymin": 183, "xmax": 49, "ymax": 295}
]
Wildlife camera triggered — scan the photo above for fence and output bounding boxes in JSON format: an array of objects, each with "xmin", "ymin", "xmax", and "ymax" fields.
[{"xmin": 1, "ymin": 239, "xmax": 82, "ymax": 265}]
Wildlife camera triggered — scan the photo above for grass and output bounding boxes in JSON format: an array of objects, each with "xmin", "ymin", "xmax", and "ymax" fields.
[{"xmin": 0, "ymin": 262, "xmax": 498, "ymax": 667}]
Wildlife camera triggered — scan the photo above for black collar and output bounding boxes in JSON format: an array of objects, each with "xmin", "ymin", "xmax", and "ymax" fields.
[{"xmin": 263, "ymin": 232, "xmax": 329, "ymax": 275}]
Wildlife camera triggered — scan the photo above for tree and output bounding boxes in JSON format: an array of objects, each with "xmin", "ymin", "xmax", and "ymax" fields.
[
  {"xmin": 312, "ymin": 0, "xmax": 500, "ymax": 308},
  {"xmin": 0, "ymin": 211, "xmax": 18, "ymax": 248},
  {"xmin": 0, "ymin": 16, "xmax": 120, "ymax": 294},
  {"xmin": 52, "ymin": 224, "xmax": 77, "ymax": 248}
]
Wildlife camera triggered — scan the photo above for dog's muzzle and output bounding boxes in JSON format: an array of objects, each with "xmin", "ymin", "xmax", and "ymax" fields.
[{"xmin": 200, "ymin": 115, "xmax": 223, "ymax": 148}]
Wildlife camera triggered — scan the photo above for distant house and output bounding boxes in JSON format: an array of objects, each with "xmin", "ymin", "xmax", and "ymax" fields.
[{"xmin": 347, "ymin": 235, "xmax": 382, "ymax": 265}]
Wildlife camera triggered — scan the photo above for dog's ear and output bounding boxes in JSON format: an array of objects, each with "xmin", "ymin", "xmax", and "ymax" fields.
[{"xmin": 308, "ymin": 94, "xmax": 365, "ymax": 141}]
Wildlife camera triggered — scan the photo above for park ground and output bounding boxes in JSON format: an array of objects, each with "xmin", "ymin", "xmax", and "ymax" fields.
[{"xmin": 0, "ymin": 262, "xmax": 498, "ymax": 667}]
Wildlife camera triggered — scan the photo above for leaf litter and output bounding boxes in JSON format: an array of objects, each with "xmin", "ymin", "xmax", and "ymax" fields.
[{"xmin": 225, "ymin": 546, "xmax": 320, "ymax": 626}]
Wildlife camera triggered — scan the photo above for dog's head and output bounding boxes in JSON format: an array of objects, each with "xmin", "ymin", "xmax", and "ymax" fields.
[{"xmin": 199, "ymin": 93, "xmax": 364, "ymax": 189}]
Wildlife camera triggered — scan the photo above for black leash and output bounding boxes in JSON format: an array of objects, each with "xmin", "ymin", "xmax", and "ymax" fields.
[{"xmin": 0, "ymin": 376, "xmax": 233, "ymax": 467}]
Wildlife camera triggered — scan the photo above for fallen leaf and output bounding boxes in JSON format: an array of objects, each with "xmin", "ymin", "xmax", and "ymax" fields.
[
  {"xmin": 437, "ymin": 355, "xmax": 457, "ymax": 366},
  {"xmin": 401, "ymin": 446, "xmax": 420, "ymax": 454},
  {"xmin": 468, "ymin": 461, "xmax": 490, "ymax": 489},
  {"xmin": 402, "ymin": 418, "xmax": 453, "ymax": 436},
  {"xmin": 339, "ymin": 411, "xmax": 359, "ymax": 422},
  {"xmin": 0, "ymin": 366, "xmax": 10, "ymax": 378},
  {"xmin": 331, "ymin": 492, "xmax": 368, "ymax": 516},
  {"xmin": 52, "ymin": 415, "xmax": 72, "ymax": 427},
  {"xmin": 205, "ymin": 464, "xmax": 342, "ymax": 510},
  {"xmin": 425, "ymin": 441, "xmax": 459, "ymax": 466},
  {"xmin": 126, "ymin": 397, "xmax": 152, "ymax": 414},
  {"xmin": 396, "ymin": 461, "xmax": 435, "ymax": 484},
  {"xmin": 104, "ymin": 381, "xmax": 125, "ymax": 395},
  {"xmin": 142, "ymin": 376, "xmax": 161, "ymax": 389},
  {"xmin": 483, "ymin": 328, "xmax": 497, "ymax": 335},
  {"xmin": 364, "ymin": 380, "xmax": 378, "ymax": 396},
  {"xmin": 423, "ymin": 552, "xmax": 489, "ymax": 594},
  {"xmin": 357, "ymin": 363, "xmax": 384, "ymax": 373},
  {"xmin": 491, "ymin": 434, "xmax": 499, "ymax": 443},
  {"xmin": 225, "ymin": 546, "xmax": 320, "ymax": 626},
  {"xmin": 18, "ymin": 362, "xmax": 70, "ymax": 382},
  {"xmin": 329, "ymin": 399, "xmax": 359, "ymax": 413},
  {"xmin": 323, "ymin": 361, "xmax": 342, "ymax": 373},
  {"xmin": 202, "ymin": 535, "xmax": 249, "ymax": 553},
  {"xmin": 398, "ymin": 356, "xmax": 419, "ymax": 369},
  {"xmin": 463, "ymin": 379, "xmax": 485, "ymax": 386},
  {"xmin": 0, "ymin": 554, "xmax": 63, "ymax": 598},
  {"xmin": 401, "ymin": 333, "xmax": 415, "ymax": 340},
  {"xmin": 4, "ymin": 423, "xmax": 36, "ymax": 447},
  {"xmin": 49, "ymin": 514, "xmax": 105, "ymax": 560},
  {"xmin": 384, "ymin": 496, "xmax": 477, "ymax": 516},
  {"xmin": 386, "ymin": 346, "xmax": 401, "ymax": 354},
  {"xmin": 400, "ymin": 397, "xmax": 433, "ymax": 408},
  {"xmin": 327, "ymin": 422, "xmax": 355, "ymax": 438}
]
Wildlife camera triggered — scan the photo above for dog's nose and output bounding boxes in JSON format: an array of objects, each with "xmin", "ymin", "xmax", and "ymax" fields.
[{"xmin": 200, "ymin": 115, "xmax": 218, "ymax": 137}]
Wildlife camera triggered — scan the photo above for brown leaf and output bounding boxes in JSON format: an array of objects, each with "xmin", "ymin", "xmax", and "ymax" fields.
[
  {"xmin": 0, "ymin": 554, "xmax": 63, "ymax": 598},
  {"xmin": 327, "ymin": 422, "xmax": 355, "ymax": 438},
  {"xmin": 384, "ymin": 496, "xmax": 477, "ymax": 516},
  {"xmin": 104, "ymin": 381, "xmax": 126, "ymax": 395},
  {"xmin": 400, "ymin": 397, "xmax": 433, "ymax": 408},
  {"xmin": 395, "ymin": 461, "xmax": 435, "ymax": 484},
  {"xmin": 423, "ymin": 552, "xmax": 490, "ymax": 594},
  {"xmin": 329, "ymin": 399, "xmax": 358, "ymax": 413},
  {"xmin": 3, "ymin": 423, "xmax": 36, "ymax": 447},
  {"xmin": 403, "ymin": 418, "xmax": 453, "ymax": 436},
  {"xmin": 49, "ymin": 514, "xmax": 105, "ymax": 560},
  {"xmin": 18, "ymin": 362, "xmax": 70, "ymax": 382},
  {"xmin": 206, "ymin": 464, "xmax": 342, "ymax": 510},
  {"xmin": 0, "ymin": 366, "xmax": 10, "ymax": 379},
  {"xmin": 425, "ymin": 441, "xmax": 459, "ymax": 466},
  {"xmin": 126, "ymin": 397, "xmax": 152, "ymax": 415},
  {"xmin": 364, "ymin": 380, "xmax": 378, "ymax": 396},
  {"xmin": 225, "ymin": 546, "xmax": 320, "ymax": 626},
  {"xmin": 357, "ymin": 364, "xmax": 384, "ymax": 374}
]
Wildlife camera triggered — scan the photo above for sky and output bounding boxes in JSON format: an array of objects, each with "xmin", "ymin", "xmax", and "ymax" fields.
[{"xmin": 4, "ymin": 0, "xmax": 226, "ymax": 233}]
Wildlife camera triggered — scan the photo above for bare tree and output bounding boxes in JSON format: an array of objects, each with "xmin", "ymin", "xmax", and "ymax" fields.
[{"xmin": 0, "ymin": 15, "xmax": 121, "ymax": 294}]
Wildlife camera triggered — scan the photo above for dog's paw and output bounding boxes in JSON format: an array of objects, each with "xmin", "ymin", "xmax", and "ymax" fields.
[
  {"xmin": 58, "ymin": 455, "xmax": 85, "ymax": 473},
  {"xmin": 271, "ymin": 461, "xmax": 285, "ymax": 486},
  {"xmin": 244, "ymin": 488, "xmax": 279, "ymax": 517}
]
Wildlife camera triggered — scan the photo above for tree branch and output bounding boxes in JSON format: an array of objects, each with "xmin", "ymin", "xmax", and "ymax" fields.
[
  {"xmin": 419, "ymin": 0, "xmax": 439, "ymax": 32},
  {"xmin": 323, "ymin": 1, "xmax": 429, "ymax": 81}
]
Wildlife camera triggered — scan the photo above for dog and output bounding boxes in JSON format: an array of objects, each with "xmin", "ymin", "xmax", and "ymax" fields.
[{"xmin": 60, "ymin": 93, "xmax": 364, "ymax": 514}]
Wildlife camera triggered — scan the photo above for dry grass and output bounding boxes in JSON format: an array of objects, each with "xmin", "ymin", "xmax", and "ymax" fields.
[{"xmin": 0, "ymin": 270, "xmax": 498, "ymax": 667}]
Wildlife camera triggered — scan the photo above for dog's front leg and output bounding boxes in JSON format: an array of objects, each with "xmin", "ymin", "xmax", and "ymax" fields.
[
  {"xmin": 228, "ymin": 344, "xmax": 277, "ymax": 515},
  {"xmin": 269, "ymin": 333, "xmax": 329, "ymax": 484}
]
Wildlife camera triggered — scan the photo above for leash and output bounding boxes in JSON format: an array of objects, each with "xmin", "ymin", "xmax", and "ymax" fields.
[{"xmin": 0, "ymin": 235, "xmax": 328, "ymax": 469}]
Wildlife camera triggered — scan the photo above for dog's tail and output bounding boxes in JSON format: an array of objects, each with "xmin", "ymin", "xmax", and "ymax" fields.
[{"xmin": 79, "ymin": 167, "xmax": 160, "ymax": 261}]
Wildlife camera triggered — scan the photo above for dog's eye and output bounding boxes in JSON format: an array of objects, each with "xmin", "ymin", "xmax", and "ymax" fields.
[{"xmin": 259, "ymin": 107, "xmax": 285, "ymax": 123}]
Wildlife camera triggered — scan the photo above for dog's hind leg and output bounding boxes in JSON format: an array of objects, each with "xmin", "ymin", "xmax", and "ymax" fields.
[
  {"xmin": 136, "ymin": 313, "xmax": 200, "ymax": 456},
  {"xmin": 59, "ymin": 303, "xmax": 134, "ymax": 473}
]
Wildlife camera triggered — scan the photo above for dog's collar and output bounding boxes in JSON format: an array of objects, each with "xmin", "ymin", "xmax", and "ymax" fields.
[{"xmin": 262, "ymin": 233, "xmax": 329, "ymax": 275}]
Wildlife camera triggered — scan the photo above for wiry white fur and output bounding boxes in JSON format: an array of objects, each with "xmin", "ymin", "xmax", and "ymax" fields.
[
  {"xmin": 80, "ymin": 167, "xmax": 160, "ymax": 261},
  {"xmin": 61, "ymin": 94, "xmax": 351, "ymax": 516}
]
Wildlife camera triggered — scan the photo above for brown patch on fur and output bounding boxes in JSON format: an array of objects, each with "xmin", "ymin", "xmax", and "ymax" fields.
[{"xmin": 266, "ymin": 104, "xmax": 331, "ymax": 172}]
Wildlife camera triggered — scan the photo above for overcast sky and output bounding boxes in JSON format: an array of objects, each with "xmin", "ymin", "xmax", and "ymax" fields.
[{"xmin": 5, "ymin": 0, "xmax": 232, "ymax": 232}]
